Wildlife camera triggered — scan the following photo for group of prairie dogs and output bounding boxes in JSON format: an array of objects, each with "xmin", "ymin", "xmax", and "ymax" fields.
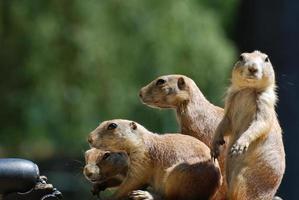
[{"xmin": 84, "ymin": 50, "xmax": 285, "ymax": 200}]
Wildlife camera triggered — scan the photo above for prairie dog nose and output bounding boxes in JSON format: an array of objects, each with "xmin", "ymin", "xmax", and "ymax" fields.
[
  {"xmin": 84, "ymin": 165, "xmax": 100, "ymax": 180},
  {"xmin": 248, "ymin": 65, "xmax": 258, "ymax": 74},
  {"xmin": 84, "ymin": 168, "xmax": 92, "ymax": 178},
  {"xmin": 139, "ymin": 90, "xmax": 143, "ymax": 98}
]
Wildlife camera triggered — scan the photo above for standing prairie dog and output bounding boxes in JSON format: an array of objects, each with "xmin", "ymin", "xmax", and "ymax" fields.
[
  {"xmin": 88, "ymin": 119, "xmax": 222, "ymax": 200},
  {"xmin": 139, "ymin": 74, "xmax": 224, "ymax": 148},
  {"xmin": 84, "ymin": 148, "xmax": 129, "ymax": 196},
  {"xmin": 139, "ymin": 75, "xmax": 227, "ymax": 200},
  {"xmin": 211, "ymin": 51, "xmax": 285, "ymax": 200}
]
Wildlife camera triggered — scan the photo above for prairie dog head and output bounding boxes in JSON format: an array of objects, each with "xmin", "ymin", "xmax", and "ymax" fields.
[
  {"xmin": 83, "ymin": 148, "xmax": 129, "ymax": 183},
  {"xmin": 139, "ymin": 75, "xmax": 193, "ymax": 108},
  {"xmin": 232, "ymin": 51, "xmax": 275, "ymax": 89},
  {"xmin": 88, "ymin": 119, "xmax": 147, "ymax": 152}
]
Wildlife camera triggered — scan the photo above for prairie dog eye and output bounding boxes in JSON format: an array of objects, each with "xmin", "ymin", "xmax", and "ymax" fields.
[
  {"xmin": 107, "ymin": 123, "xmax": 117, "ymax": 130},
  {"xmin": 265, "ymin": 56, "xmax": 270, "ymax": 62},
  {"xmin": 102, "ymin": 152, "xmax": 110, "ymax": 160},
  {"xmin": 156, "ymin": 79, "xmax": 166, "ymax": 86},
  {"xmin": 239, "ymin": 55, "xmax": 245, "ymax": 62}
]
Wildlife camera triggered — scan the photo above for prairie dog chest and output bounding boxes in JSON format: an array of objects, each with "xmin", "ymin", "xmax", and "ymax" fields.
[{"xmin": 228, "ymin": 89, "xmax": 257, "ymax": 137}]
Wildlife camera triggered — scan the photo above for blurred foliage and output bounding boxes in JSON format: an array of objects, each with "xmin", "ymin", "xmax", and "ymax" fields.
[{"xmin": 0, "ymin": 0, "xmax": 237, "ymax": 159}]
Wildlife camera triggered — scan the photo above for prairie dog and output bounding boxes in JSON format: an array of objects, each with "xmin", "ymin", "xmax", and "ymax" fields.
[
  {"xmin": 139, "ymin": 74, "xmax": 224, "ymax": 148},
  {"xmin": 88, "ymin": 119, "xmax": 222, "ymax": 200},
  {"xmin": 139, "ymin": 75, "xmax": 227, "ymax": 199},
  {"xmin": 84, "ymin": 148, "xmax": 129, "ymax": 196},
  {"xmin": 211, "ymin": 51, "xmax": 285, "ymax": 200}
]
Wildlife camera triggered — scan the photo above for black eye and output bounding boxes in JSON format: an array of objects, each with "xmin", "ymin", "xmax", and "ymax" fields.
[
  {"xmin": 156, "ymin": 79, "xmax": 166, "ymax": 86},
  {"xmin": 102, "ymin": 152, "xmax": 110, "ymax": 160},
  {"xmin": 239, "ymin": 55, "xmax": 245, "ymax": 62},
  {"xmin": 265, "ymin": 57, "xmax": 269, "ymax": 62},
  {"xmin": 107, "ymin": 123, "xmax": 117, "ymax": 130}
]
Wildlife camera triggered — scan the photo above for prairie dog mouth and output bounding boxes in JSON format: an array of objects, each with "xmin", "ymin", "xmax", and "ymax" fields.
[
  {"xmin": 85, "ymin": 175, "xmax": 101, "ymax": 183},
  {"xmin": 90, "ymin": 178, "xmax": 99, "ymax": 183},
  {"xmin": 242, "ymin": 71, "xmax": 260, "ymax": 80},
  {"xmin": 141, "ymin": 99, "xmax": 163, "ymax": 108},
  {"xmin": 245, "ymin": 75, "xmax": 258, "ymax": 80}
]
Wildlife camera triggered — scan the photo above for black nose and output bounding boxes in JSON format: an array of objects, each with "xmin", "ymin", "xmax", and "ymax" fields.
[
  {"xmin": 139, "ymin": 91, "xmax": 143, "ymax": 98},
  {"xmin": 85, "ymin": 170, "xmax": 92, "ymax": 178},
  {"xmin": 87, "ymin": 136, "xmax": 93, "ymax": 144},
  {"xmin": 248, "ymin": 66, "xmax": 258, "ymax": 74}
]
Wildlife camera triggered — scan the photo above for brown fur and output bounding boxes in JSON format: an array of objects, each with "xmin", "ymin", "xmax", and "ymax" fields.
[
  {"xmin": 211, "ymin": 51, "xmax": 285, "ymax": 200},
  {"xmin": 88, "ymin": 119, "xmax": 222, "ymax": 200},
  {"xmin": 139, "ymin": 74, "xmax": 227, "ymax": 200},
  {"xmin": 84, "ymin": 148, "xmax": 129, "ymax": 195}
]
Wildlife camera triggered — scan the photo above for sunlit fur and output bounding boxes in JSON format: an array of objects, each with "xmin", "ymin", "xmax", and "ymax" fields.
[
  {"xmin": 89, "ymin": 119, "xmax": 222, "ymax": 200},
  {"xmin": 140, "ymin": 74, "xmax": 227, "ymax": 200},
  {"xmin": 83, "ymin": 148, "xmax": 128, "ymax": 192},
  {"xmin": 212, "ymin": 51, "xmax": 285, "ymax": 200}
]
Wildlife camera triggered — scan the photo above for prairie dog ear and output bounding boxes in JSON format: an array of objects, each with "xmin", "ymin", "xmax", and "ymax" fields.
[
  {"xmin": 130, "ymin": 122, "xmax": 137, "ymax": 130},
  {"xmin": 177, "ymin": 77, "xmax": 186, "ymax": 90}
]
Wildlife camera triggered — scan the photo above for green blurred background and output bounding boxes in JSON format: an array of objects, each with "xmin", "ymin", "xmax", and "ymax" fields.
[{"xmin": 2, "ymin": 0, "xmax": 298, "ymax": 199}]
